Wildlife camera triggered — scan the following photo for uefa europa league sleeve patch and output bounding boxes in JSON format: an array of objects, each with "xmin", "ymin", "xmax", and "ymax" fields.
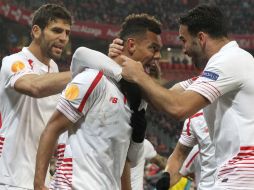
[
  {"xmin": 65, "ymin": 84, "xmax": 80, "ymax": 101},
  {"xmin": 11, "ymin": 61, "xmax": 25, "ymax": 73}
]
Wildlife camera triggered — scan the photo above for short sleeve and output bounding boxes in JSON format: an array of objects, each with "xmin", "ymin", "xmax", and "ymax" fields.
[
  {"xmin": 1, "ymin": 56, "xmax": 34, "ymax": 88},
  {"xmin": 57, "ymin": 69, "xmax": 105, "ymax": 123},
  {"xmin": 179, "ymin": 117, "xmax": 197, "ymax": 147},
  {"xmin": 187, "ymin": 58, "xmax": 241, "ymax": 103}
]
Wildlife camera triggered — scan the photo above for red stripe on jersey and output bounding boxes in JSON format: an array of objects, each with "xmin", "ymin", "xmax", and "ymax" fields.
[
  {"xmin": 190, "ymin": 112, "xmax": 203, "ymax": 119},
  {"xmin": 186, "ymin": 112, "xmax": 203, "ymax": 136},
  {"xmin": 57, "ymin": 144, "xmax": 66, "ymax": 149},
  {"xmin": 240, "ymin": 146, "xmax": 254, "ymax": 151},
  {"xmin": 78, "ymin": 71, "xmax": 103, "ymax": 112},
  {"xmin": 185, "ymin": 150, "xmax": 200, "ymax": 168}
]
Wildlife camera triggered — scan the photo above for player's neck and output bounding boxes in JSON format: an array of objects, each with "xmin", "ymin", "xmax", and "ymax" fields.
[
  {"xmin": 206, "ymin": 37, "xmax": 230, "ymax": 59},
  {"xmin": 28, "ymin": 42, "xmax": 50, "ymax": 66}
]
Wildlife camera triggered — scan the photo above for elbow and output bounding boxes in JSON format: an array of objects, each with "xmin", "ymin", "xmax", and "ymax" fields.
[
  {"xmin": 165, "ymin": 106, "xmax": 188, "ymax": 121},
  {"xmin": 28, "ymin": 84, "xmax": 45, "ymax": 98}
]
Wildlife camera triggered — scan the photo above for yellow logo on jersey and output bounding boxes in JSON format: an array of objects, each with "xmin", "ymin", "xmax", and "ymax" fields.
[
  {"xmin": 65, "ymin": 84, "xmax": 79, "ymax": 100},
  {"xmin": 11, "ymin": 61, "xmax": 25, "ymax": 73}
]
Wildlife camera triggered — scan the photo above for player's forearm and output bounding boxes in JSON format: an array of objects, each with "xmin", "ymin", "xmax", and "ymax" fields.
[
  {"xmin": 134, "ymin": 73, "xmax": 185, "ymax": 119},
  {"xmin": 34, "ymin": 127, "xmax": 59, "ymax": 189},
  {"xmin": 165, "ymin": 143, "xmax": 191, "ymax": 187},
  {"xmin": 14, "ymin": 71, "xmax": 71, "ymax": 98},
  {"xmin": 121, "ymin": 161, "xmax": 132, "ymax": 190}
]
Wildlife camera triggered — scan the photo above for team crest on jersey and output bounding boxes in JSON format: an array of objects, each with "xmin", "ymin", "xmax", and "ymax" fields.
[
  {"xmin": 65, "ymin": 84, "xmax": 79, "ymax": 100},
  {"xmin": 11, "ymin": 61, "xmax": 25, "ymax": 73},
  {"xmin": 201, "ymin": 71, "xmax": 219, "ymax": 80}
]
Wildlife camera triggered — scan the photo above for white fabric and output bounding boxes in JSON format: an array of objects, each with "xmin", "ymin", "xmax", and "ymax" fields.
[
  {"xmin": 130, "ymin": 139, "xmax": 157, "ymax": 190},
  {"xmin": 187, "ymin": 41, "xmax": 254, "ymax": 189},
  {"xmin": 180, "ymin": 145, "xmax": 201, "ymax": 188},
  {"xmin": 179, "ymin": 110, "xmax": 216, "ymax": 190},
  {"xmin": 70, "ymin": 47, "xmax": 122, "ymax": 81},
  {"xmin": 53, "ymin": 68, "xmax": 133, "ymax": 190},
  {"xmin": 0, "ymin": 47, "xmax": 58, "ymax": 189}
]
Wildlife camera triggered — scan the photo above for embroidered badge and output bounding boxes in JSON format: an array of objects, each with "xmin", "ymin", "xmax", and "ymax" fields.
[
  {"xmin": 11, "ymin": 61, "xmax": 25, "ymax": 73},
  {"xmin": 201, "ymin": 71, "xmax": 219, "ymax": 80},
  {"xmin": 65, "ymin": 84, "xmax": 79, "ymax": 100}
]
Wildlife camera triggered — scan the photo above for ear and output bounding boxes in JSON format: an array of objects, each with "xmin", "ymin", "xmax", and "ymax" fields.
[
  {"xmin": 31, "ymin": 25, "xmax": 42, "ymax": 39},
  {"xmin": 126, "ymin": 38, "xmax": 136, "ymax": 55},
  {"xmin": 197, "ymin": 32, "xmax": 207, "ymax": 47}
]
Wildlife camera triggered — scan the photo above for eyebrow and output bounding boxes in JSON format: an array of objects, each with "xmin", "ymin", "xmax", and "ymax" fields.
[{"xmin": 151, "ymin": 42, "xmax": 162, "ymax": 49}]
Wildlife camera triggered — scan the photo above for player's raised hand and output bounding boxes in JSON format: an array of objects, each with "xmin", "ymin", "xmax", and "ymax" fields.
[
  {"xmin": 118, "ymin": 55, "xmax": 145, "ymax": 83},
  {"xmin": 108, "ymin": 38, "xmax": 124, "ymax": 58}
]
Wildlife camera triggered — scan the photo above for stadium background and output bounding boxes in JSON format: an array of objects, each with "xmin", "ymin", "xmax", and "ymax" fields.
[{"xmin": 0, "ymin": 0, "xmax": 253, "ymax": 189}]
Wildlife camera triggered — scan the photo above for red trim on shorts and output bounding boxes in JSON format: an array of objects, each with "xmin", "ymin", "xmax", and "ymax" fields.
[{"xmin": 78, "ymin": 71, "xmax": 103, "ymax": 112}]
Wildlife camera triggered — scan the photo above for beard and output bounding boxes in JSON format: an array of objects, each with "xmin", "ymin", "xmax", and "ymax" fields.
[
  {"xmin": 39, "ymin": 33, "xmax": 63, "ymax": 61},
  {"xmin": 191, "ymin": 55, "xmax": 207, "ymax": 70}
]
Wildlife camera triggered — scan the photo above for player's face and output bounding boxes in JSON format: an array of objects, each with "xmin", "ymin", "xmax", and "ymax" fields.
[
  {"xmin": 39, "ymin": 19, "xmax": 71, "ymax": 60},
  {"xmin": 132, "ymin": 31, "xmax": 162, "ymax": 75},
  {"xmin": 179, "ymin": 25, "xmax": 207, "ymax": 70}
]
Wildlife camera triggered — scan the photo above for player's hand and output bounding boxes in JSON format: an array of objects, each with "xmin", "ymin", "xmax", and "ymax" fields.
[
  {"xmin": 108, "ymin": 38, "xmax": 124, "ymax": 58},
  {"xmin": 156, "ymin": 172, "xmax": 170, "ymax": 190},
  {"xmin": 130, "ymin": 109, "xmax": 147, "ymax": 143},
  {"xmin": 119, "ymin": 55, "xmax": 145, "ymax": 83}
]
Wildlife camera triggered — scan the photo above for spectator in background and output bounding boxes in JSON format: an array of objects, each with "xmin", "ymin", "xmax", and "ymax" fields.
[{"xmin": 0, "ymin": 4, "xmax": 72, "ymax": 189}]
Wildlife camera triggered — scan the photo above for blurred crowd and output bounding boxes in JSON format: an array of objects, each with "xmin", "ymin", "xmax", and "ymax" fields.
[{"xmin": 5, "ymin": 0, "xmax": 254, "ymax": 34}]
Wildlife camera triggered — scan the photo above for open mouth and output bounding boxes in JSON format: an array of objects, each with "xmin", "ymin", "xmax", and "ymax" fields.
[{"xmin": 144, "ymin": 65, "xmax": 151, "ymax": 74}]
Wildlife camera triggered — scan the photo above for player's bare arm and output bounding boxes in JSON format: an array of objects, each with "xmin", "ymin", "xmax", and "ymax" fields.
[
  {"xmin": 165, "ymin": 142, "xmax": 192, "ymax": 187},
  {"xmin": 34, "ymin": 110, "xmax": 73, "ymax": 190},
  {"xmin": 121, "ymin": 160, "xmax": 132, "ymax": 190},
  {"xmin": 119, "ymin": 58, "xmax": 208, "ymax": 119},
  {"xmin": 14, "ymin": 71, "xmax": 71, "ymax": 98}
]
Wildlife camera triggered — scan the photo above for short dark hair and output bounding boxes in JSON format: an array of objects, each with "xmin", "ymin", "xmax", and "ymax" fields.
[
  {"xmin": 119, "ymin": 13, "xmax": 162, "ymax": 40},
  {"xmin": 178, "ymin": 4, "xmax": 228, "ymax": 38},
  {"xmin": 32, "ymin": 4, "xmax": 72, "ymax": 30}
]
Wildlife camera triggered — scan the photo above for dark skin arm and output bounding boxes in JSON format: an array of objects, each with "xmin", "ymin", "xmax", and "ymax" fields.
[
  {"xmin": 121, "ymin": 160, "xmax": 132, "ymax": 190},
  {"xmin": 34, "ymin": 110, "xmax": 73, "ymax": 190}
]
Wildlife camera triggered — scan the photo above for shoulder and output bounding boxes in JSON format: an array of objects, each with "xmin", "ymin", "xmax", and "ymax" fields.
[
  {"xmin": 71, "ymin": 69, "xmax": 107, "ymax": 94},
  {"xmin": 1, "ymin": 51, "xmax": 28, "ymax": 73}
]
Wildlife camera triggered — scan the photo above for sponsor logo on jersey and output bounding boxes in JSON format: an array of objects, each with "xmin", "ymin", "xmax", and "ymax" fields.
[
  {"xmin": 11, "ymin": 61, "xmax": 25, "ymax": 73},
  {"xmin": 65, "ymin": 84, "xmax": 79, "ymax": 100},
  {"xmin": 201, "ymin": 71, "xmax": 219, "ymax": 80},
  {"xmin": 110, "ymin": 97, "xmax": 118, "ymax": 104}
]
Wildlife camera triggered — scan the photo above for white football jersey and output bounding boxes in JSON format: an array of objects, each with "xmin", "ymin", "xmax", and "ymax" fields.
[
  {"xmin": 180, "ymin": 145, "xmax": 201, "ymax": 188},
  {"xmin": 187, "ymin": 41, "xmax": 254, "ymax": 189},
  {"xmin": 179, "ymin": 110, "xmax": 216, "ymax": 190},
  {"xmin": 51, "ymin": 68, "xmax": 132, "ymax": 190},
  {"xmin": 0, "ymin": 47, "xmax": 58, "ymax": 189}
]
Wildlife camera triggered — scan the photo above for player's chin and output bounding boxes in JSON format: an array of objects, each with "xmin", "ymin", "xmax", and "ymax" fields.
[{"xmin": 50, "ymin": 52, "xmax": 62, "ymax": 60}]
